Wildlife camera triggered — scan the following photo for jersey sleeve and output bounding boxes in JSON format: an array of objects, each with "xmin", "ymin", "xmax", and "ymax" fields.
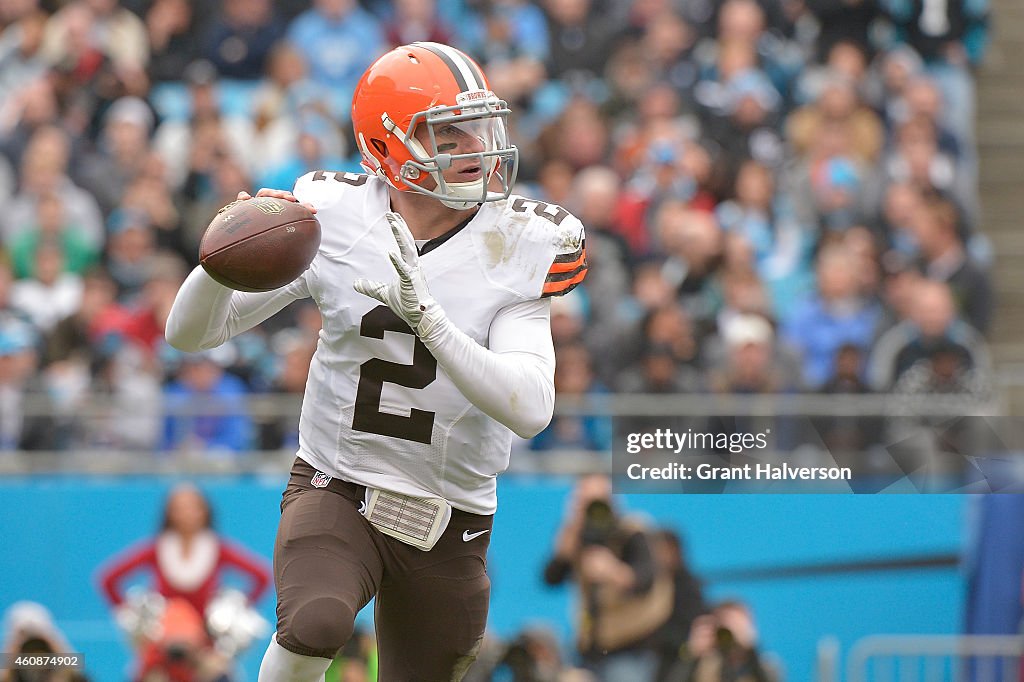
[
  {"xmin": 541, "ymin": 216, "xmax": 588, "ymax": 298},
  {"xmin": 467, "ymin": 197, "xmax": 591, "ymax": 301}
]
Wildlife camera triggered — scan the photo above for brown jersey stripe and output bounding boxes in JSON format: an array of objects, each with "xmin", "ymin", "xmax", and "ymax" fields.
[
  {"xmin": 552, "ymin": 242, "xmax": 585, "ymax": 264},
  {"xmin": 548, "ymin": 248, "xmax": 587, "ymax": 274},
  {"xmin": 545, "ymin": 262, "xmax": 588, "ymax": 283}
]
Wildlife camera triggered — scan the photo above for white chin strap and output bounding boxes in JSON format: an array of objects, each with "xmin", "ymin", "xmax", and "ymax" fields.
[{"xmin": 438, "ymin": 179, "xmax": 487, "ymax": 210}]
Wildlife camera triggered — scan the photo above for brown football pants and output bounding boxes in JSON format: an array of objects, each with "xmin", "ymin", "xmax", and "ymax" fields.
[{"xmin": 273, "ymin": 457, "xmax": 492, "ymax": 681}]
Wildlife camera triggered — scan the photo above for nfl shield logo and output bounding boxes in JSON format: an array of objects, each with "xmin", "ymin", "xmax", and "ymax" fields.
[{"xmin": 310, "ymin": 471, "xmax": 332, "ymax": 488}]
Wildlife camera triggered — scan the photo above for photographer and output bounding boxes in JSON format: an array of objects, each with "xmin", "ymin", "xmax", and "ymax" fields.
[
  {"xmin": 543, "ymin": 475, "xmax": 671, "ymax": 681},
  {"xmin": 668, "ymin": 601, "xmax": 775, "ymax": 682},
  {"xmin": 0, "ymin": 601, "xmax": 89, "ymax": 682}
]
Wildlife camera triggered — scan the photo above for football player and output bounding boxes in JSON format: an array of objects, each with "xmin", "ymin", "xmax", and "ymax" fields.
[{"xmin": 166, "ymin": 42, "xmax": 588, "ymax": 681}]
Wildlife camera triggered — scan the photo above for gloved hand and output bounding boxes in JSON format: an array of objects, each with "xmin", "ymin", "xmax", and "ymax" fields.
[{"xmin": 354, "ymin": 212, "xmax": 443, "ymax": 337}]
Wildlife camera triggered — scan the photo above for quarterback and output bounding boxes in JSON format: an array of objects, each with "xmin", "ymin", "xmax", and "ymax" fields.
[{"xmin": 165, "ymin": 43, "xmax": 587, "ymax": 680}]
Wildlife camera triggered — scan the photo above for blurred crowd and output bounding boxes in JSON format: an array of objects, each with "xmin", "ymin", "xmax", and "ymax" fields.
[{"xmin": 0, "ymin": 0, "xmax": 992, "ymax": 455}]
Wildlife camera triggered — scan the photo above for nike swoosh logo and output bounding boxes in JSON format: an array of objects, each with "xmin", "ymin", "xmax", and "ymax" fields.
[{"xmin": 462, "ymin": 529, "xmax": 490, "ymax": 542}]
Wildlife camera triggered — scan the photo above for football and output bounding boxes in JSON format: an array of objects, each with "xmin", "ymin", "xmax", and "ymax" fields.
[{"xmin": 199, "ymin": 197, "xmax": 321, "ymax": 292}]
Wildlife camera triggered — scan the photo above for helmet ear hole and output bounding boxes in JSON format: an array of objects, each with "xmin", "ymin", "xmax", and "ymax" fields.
[{"xmin": 370, "ymin": 139, "xmax": 388, "ymax": 157}]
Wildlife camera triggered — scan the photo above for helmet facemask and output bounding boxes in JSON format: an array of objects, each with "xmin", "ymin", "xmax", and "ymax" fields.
[{"xmin": 382, "ymin": 91, "xmax": 519, "ymax": 210}]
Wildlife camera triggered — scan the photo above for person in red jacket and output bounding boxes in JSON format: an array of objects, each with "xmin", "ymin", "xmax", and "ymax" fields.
[{"xmin": 99, "ymin": 482, "xmax": 271, "ymax": 618}]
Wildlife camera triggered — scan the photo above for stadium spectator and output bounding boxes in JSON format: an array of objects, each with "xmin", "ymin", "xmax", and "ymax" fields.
[
  {"xmin": 75, "ymin": 95, "xmax": 154, "ymax": 215},
  {"xmin": 42, "ymin": 0, "xmax": 149, "ymax": 75},
  {"xmin": 11, "ymin": 241, "xmax": 83, "ymax": 333},
  {"xmin": 909, "ymin": 195, "xmax": 992, "ymax": 333},
  {"xmin": 781, "ymin": 246, "xmax": 881, "ymax": 388},
  {"xmin": 9, "ymin": 190, "xmax": 98, "ymax": 278},
  {"xmin": 104, "ymin": 209, "xmax": 157, "ymax": 301},
  {"xmin": 789, "ymin": 121, "xmax": 876, "ymax": 234},
  {"xmin": 544, "ymin": 474, "xmax": 669, "ymax": 681},
  {"xmin": 7, "ymin": 125, "xmax": 104, "ymax": 249},
  {"xmin": 0, "ymin": 76, "xmax": 62, "ymax": 170},
  {"xmin": 119, "ymin": 161, "xmax": 190, "ymax": 261},
  {"xmin": 541, "ymin": 0, "xmax": 618, "ymax": 84},
  {"xmin": 144, "ymin": 0, "xmax": 199, "ymax": 84},
  {"xmin": 884, "ymin": 115, "xmax": 964, "ymax": 209},
  {"xmin": 805, "ymin": 0, "xmax": 880, "ymax": 61},
  {"xmin": 631, "ymin": 11, "xmax": 701, "ymax": 103},
  {"xmin": 696, "ymin": 47, "xmax": 785, "ymax": 176},
  {"xmin": 566, "ymin": 166, "xmax": 633, "ymax": 348},
  {"xmin": 202, "ymin": 0, "xmax": 284, "ymax": 81},
  {"xmin": 616, "ymin": 343, "xmax": 702, "ymax": 394},
  {"xmin": 152, "ymin": 59, "xmax": 255, "ymax": 193},
  {"xmin": 44, "ymin": 266, "xmax": 120, "ymax": 365},
  {"xmin": 537, "ymin": 96, "xmax": 611, "ymax": 172},
  {"xmin": 868, "ymin": 279, "xmax": 989, "ymax": 390},
  {"xmin": 787, "ymin": 75, "xmax": 884, "ymax": 164},
  {"xmin": 161, "ymin": 346, "xmax": 253, "ymax": 454},
  {"xmin": 878, "ymin": 0, "xmax": 988, "ymax": 135},
  {"xmin": 902, "ymin": 76, "xmax": 964, "ymax": 160},
  {"xmin": 795, "ymin": 39, "xmax": 874, "ymax": 107},
  {"xmin": 892, "ymin": 337, "xmax": 989, "ymax": 398},
  {"xmin": 654, "ymin": 203, "xmax": 724, "ymax": 304},
  {"xmin": 0, "ymin": 8, "xmax": 47, "ymax": 105},
  {"xmin": 709, "ymin": 314, "xmax": 795, "ymax": 393},
  {"xmin": 250, "ymin": 43, "xmax": 335, "ymax": 175},
  {"xmin": 384, "ymin": 0, "xmax": 454, "ymax": 48},
  {"xmin": 626, "ymin": 303, "xmax": 699, "ymax": 378},
  {"xmin": 285, "ymin": 0, "xmax": 385, "ymax": 110},
  {"xmin": 465, "ymin": 0, "xmax": 549, "ymax": 111}
]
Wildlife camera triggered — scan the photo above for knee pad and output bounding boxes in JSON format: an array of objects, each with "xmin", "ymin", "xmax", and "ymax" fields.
[{"xmin": 278, "ymin": 596, "xmax": 356, "ymax": 659}]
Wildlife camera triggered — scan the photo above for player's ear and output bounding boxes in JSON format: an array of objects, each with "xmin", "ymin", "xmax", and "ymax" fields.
[{"xmin": 371, "ymin": 139, "xmax": 388, "ymax": 157}]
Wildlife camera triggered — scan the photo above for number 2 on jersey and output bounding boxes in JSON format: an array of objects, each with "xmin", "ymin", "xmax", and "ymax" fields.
[{"xmin": 352, "ymin": 306, "xmax": 437, "ymax": 444}]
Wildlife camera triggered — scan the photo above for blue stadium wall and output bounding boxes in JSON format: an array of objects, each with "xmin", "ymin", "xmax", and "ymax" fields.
[{"xmin": 0, "ymin": 475, "xmax": 967, "ymax": 680}]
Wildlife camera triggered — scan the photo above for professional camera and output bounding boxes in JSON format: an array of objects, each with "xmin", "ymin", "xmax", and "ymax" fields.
[{"xmin": 580, "ymin": 499, "xmax": 617, "ymax": 547}]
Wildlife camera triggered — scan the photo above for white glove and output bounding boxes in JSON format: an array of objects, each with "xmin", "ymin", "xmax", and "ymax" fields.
[{"xmin": 354, "ymin": 212, "xmax": 443, "ymax": 336}]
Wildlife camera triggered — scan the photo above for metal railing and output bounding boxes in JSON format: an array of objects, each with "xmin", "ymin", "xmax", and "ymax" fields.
[
  {"xmin": 822, "ymin": 635, "xmax": 1024, "ymax": 682},
  {"xmin": 0, "ymin": 385, "xmax": 1015, "ymax": 474}
]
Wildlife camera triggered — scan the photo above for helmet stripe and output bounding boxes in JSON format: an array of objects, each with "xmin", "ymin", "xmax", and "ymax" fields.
[{"xmin": 415, "ymin": 42, "xmax": 478, "ymax": 92}]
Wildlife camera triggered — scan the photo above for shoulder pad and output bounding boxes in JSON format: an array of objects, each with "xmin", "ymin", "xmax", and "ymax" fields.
[
  {"xmin": 471, "ymin": 196, "xmax": 589, "ymax": 300},
  {"xmin": 292, "ymin": 170, "xmax": 371, "ymax": 210}
]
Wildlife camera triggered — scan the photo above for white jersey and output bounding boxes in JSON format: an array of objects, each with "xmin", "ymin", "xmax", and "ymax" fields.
[{"xmin": 289, "ymin": 172, "xmax": 586, "ymax": 514}]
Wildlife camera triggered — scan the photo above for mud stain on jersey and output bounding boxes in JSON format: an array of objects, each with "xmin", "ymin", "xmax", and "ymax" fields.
[
  {"xmin": 555, "ymin": 226, "xmax": 583, "ymax": 252},
  {"xmin": 483, "ymin": 230, "xmax": 511, "ymax": 267}
]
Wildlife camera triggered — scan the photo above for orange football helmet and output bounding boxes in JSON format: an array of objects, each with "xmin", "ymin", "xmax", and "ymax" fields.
[{"xmin": 352, "ymin": 42, "xmax": 519, "ymax": 210}]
